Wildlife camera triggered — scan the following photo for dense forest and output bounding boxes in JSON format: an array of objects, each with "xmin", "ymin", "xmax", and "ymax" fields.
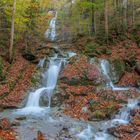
[{"xmin": 0, "ymin": 0, "xmax": 140, "ymax": 140}]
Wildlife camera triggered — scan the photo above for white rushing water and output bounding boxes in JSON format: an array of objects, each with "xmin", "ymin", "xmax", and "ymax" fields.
[
  {"xmin": 112, "ymin": 99, "xmax": 138, "ymax": 125},
  {"xmin": 16, "ymin": 56, "xmax": 62, "ymax": 115},
  {"xmin": 45, "ymin": 12, "xmax": 57, "ymax": 41},
  {"xmin": 15, "ymin": 12, "xmax": 61, "ymax": 115},
  {"xmin": 38, "ymin": 57, "xmax": 46, "ymax": 68},
  {"xmin": 67, "ymin": 51, "xmax": 77, "ymax": 58},
  {"xmin": 100, "ymin": 59, "xmax": 129, "ymax": 91},
  {"xmin": 77, "ymin": 99, "xmax": 138, "ymax": 140}
]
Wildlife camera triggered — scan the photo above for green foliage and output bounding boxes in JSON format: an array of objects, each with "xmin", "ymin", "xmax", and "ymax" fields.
[
  {"xmin": 31, "ymin": 74, "xmax": 40, "ymax": 86},
  {"xmin": 0, "ymin": 0, "xmax": 11, "ymax": 51},
  {"xmin": 84, "ymin": 42, "xmax": 112, "ymax": 57},
  {"xmin": 109, "ymin": 58, "xmax": 125, "ymax": 83},
  {"xmin": 24, "ymin": 0, "xmax": 40, "ymax": 30},
  {"xmin": 85, "ymin": 43, "xmax": 100, "ymax": 53},
  {"xmin": 125, "ymin": 51, "xmax": 137, "ymax": 71}
]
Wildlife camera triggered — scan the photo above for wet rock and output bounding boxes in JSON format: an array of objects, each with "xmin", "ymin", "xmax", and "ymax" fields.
[
  {"xmin": 39, "ymin": 93, "xmax": 49, "ymax": 107},
  {"xmin": 11, "ymin": 120, "xmax": 20, "ymax": 126},
  {"xmin": 40, "ymin": 88, "xmax": 67, "ymax": 107},
  {"xmin": 15, "ymin": 116, "xmax": 27, "ymax": 121},
  {"xmin": 109, "ymin": 58, "xmax": 125, "ymax": 83}
]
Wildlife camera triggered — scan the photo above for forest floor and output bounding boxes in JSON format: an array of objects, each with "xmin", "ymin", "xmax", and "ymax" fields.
[
  {"xmin": 0, "ymin": 43, "xmax": 36, "ymax": 108},
  {"xmin": 0, "ymin": 34, "xmax": 140, "ymax": 139}
]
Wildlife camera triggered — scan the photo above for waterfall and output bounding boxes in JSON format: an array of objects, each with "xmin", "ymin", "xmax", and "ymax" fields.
[
  {"xmin": 77, "ymin": 125, "xmax": 94, "ymax": 140},
  {"xmin": 16, "ymin": 56, "xmax": 62, "ymax": 115},
  {"xmin": 45, "ymin": 58, "xmax": 62, "ymax": 107},
  {"xmin": 15, "ymin": 11, "xmax": 61, "ymax": 115},
  {"xmin": 100, "ymin": 59, "xmax": 129, "ymax": 91},
  {"xmin": 112, "ymin": 99, "xmax": 138, "ymax": 125},
  {"xmin": 45, "ymin": 12, "xmax": 57, "ymax": 41}
]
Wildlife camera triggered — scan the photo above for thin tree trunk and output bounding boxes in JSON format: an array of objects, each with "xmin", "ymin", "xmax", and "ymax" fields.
[
  {"xmin": 105, "ymin": 0, "xmax": 109, "ymax": 44},
  {"xmin": 9, "ymin": 0, "xmax": 16, "ymax": 62},
  {"xmin": 123, "ymin": 0, "xmax": 128, "ymax": 30},
  {"xmin": 132, "ymin": 0, "xmax": 135, "ymax": 27},
  {"xmin": 94, "ymin": 10, "xmax": 97, "ymax": 36},
  {"xmin": 91, "ymin": 0, "xmax": 95, "ymax": 35}
]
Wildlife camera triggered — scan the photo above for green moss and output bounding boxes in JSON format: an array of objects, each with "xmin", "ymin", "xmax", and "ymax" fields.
[
  {"xmin": 104, "ymin": 105, "xmax": 118, "ymax": 118},
  {"xmin": 91, "ymin": 105, "xmax": 119, "ymax": 120},
  {"xmin": 91, "ymin": 110, "xmax": 106, "ymax": 119},
  {"xmin": 105, "ymin": 49, "xmax": 112, "ymax": 55},
  {"xmin": 31, "ymin": 74, "xmax": 40, "ymax": 86},
  {"xmin": 84, "ymin": 43, "xmax": 112, "ymax": 57},
  {"xmin": 84, "ymin": 43, "xmax": 100, "ymax": 53},
  {"xmin": 0, "ymin": 92, "xmax": 9, "ymax": 100},
  {"xmin": 9, "ymin": 81, "xmax": 17, "ymax": 91},
  {"xmin": 109, "ymin": 58, "xmax": 125, "ymax": 82}
]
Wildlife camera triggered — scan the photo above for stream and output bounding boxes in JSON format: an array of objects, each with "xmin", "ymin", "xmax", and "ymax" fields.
[{"xmin": 0, "ymin": 11, "xmax": 139, "ymax": 140}]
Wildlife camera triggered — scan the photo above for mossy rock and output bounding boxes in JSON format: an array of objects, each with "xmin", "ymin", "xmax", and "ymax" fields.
[
  {"xmin": 60, "ymin": 77, "xmax": 80, "ymax": 85},
  {"xmin": 90, "ymin": 105, "xmax": 119, "ymax": 120},
  {"xmin": 109, "ymin": 58, "xmax": 125, "ymax": 83},
  {"xmin": 90, "ymin": 110, "xmax": 106, "ymax": 120},
  {"xmin": 31, "ymin": 73, "xmax": 41, "ymax": 86},
  {"xmin": 104, "ymin": 105, "xmax": 119, "ymax": 118}
]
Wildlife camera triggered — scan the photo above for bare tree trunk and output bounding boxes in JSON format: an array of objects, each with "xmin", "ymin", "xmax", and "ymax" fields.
[
  {"xmin": 123, "ymin": 0, "xmax": 128, "ymax": 30},
  {"xmin": 105, "ymin": 0, "xmax": 109, "ymax": 44},
  {"xmin": 9, "ymin": 0, "xmax": 16, "ymax": 62},
  {"xmin": 94, "ymin": 10, "xmax": 97, "ymax": 36},
  {"xmin": 132, "ymin": 0, "xmax": 135, "ymax": 27}
]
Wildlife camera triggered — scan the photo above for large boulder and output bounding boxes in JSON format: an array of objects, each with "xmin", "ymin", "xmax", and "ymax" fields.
[
  {"xmin": 60, "ymin": 55, "xmax": 104, "ymax": 86},
  {"xmin": 39, "ymin": 88, "xmax": 67, "ymax": 107}
]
